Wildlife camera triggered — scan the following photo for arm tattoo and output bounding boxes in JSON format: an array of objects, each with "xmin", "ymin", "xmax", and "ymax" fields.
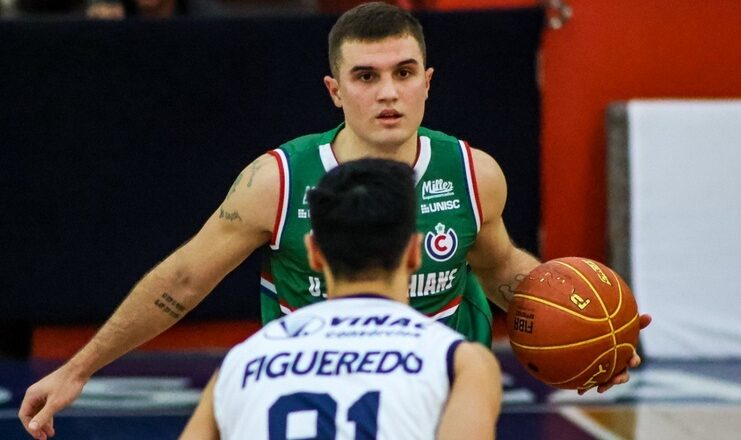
[
  {"xmin": 497, "ymin": 273, "xmax": 527, "ymax": 302},
  {"xmin": 219, "ymin": 207, "xmax": 243, "ymax": 222},
  {"xmin": 246, "ymin": 157, "xmax": 264, "ymax": 187},
  {"xmin": 154, "ymin": 292, "xmax": 185, "ymax": 320},
  {"xmin": 226, "ymin": 173, "xmax": 243, "ymax": 199}
]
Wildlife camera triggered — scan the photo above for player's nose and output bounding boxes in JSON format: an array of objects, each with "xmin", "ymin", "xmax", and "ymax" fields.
[{"xmin": 376, "ymin": 75, "xmax": 399, "ymax": 102}]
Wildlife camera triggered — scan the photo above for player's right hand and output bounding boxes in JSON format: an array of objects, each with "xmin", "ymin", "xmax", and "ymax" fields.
[{"xmin": 19, "ymin": 364, "xmax": 88, "ymax": 439}]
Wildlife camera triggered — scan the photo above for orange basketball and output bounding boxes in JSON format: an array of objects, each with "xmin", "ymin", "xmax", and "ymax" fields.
[{"xmin": 506, "ymin": 257, "xmax": 640, "ymax": 391}]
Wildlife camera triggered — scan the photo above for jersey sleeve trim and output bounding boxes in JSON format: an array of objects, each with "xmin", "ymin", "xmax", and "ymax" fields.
[
  {"xmin": 446, "ymin": 339, "xmax": 464, "ymax": 387},
  {"xmin": 459, "ymin": 140, "xmax": 483, "ymax": 232},
  {"xmin": 260, "ymin": 273, "xmax": 278, "ymax": 300},
  {"xmin": 267, "ymin": 149, "xmax": 290, "ymax": 250},
  {"xmin": 414, "ymin": 136, "xmax": 432, "ymax": 185}
]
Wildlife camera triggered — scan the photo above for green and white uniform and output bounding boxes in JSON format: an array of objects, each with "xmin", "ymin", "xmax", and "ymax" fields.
[{"xmin": 262, "ymin": 124, "xmax": 493, "ymax": 345}]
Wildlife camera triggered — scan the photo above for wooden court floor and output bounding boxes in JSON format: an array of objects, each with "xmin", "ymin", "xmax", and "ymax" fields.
[{"xmin": 1, "ymin": 349, "xmax": 740, "ymax": 439}]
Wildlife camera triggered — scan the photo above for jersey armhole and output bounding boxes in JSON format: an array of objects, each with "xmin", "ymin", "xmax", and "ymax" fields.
[
  {"xmin": 459, "ymin": 141, "xmax": 483, "ymax": 232},
  {"xmin": 446, "ymin": 338, "xmax": 464, "ymax": 387},
  {"xmin": 267, "ymin": 149, "xmax": 290, "ymax": 250}
]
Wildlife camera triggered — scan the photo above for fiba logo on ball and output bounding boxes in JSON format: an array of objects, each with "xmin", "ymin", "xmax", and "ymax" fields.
[{"xmin": 425, "ymin": 223, "xmax": 458, "ymax": 262}]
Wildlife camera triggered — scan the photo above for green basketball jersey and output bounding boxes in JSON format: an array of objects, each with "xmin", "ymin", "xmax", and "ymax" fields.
[{"xmin": 261, "ymin": 124, "xmax": 493, "ymax": 345}]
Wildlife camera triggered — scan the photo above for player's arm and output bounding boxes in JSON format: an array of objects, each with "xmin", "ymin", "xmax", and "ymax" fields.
[
  {"xmin": 180, "ymin": 371, "xmax": 220, "ymax": 440},
  {"xmin": 437, "ymin": 341, "xmax": 502, "ymax": 440},
  {"xmin": 19, "ymin": 154, "xmax": 279, "ymax": 440},
  {"xmin": 465, "ymin": 148, "xmax": 540, "ymax": 311},
  {"xmin": 465, "ymin": 149, "xmax": 652, "ymax": 394}
]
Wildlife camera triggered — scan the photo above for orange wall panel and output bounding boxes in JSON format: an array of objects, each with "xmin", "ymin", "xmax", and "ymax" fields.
[{"xmin": 540, "ymin": 0, "xmax": 741, "ymax": 261}]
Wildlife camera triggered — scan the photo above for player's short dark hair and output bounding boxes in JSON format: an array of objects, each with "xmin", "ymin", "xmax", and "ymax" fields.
[
  {"xmin": 308, "ymin": 158, "xmax": 417, "ymax": 281},
  {"xmin": 328, "ymin": 1, "xmax": 427, "ymax": 76}
]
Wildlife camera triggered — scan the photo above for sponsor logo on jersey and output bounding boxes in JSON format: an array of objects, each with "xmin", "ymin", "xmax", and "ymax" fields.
[
  {"xmin": 425, "ymin": 223, "xmax": 458, "ymax": 262},
  {"xmin": 325, "ymin": 314, "xmax": 429, "ymax": 338},
  {"xmin": 408, "ymin": 268, "xmax": 458, "ymax": 297},
  {"xmin": 421, "ymin": 179, "xmax": 454, "ymax": 200},
  {"xmin": 297, "ymin": 186, "xmax": 316, "ymax": 218},
  {"xmin": 330, "ymin": 315, "xmax": 428, "ymax": 329},
  {"xmin": 420, "ymin": 199, "xmax": 461, "ymax": 214},
  {"xmin": 264, "ymin": 315, "xmax": 326, "ymax": 339}
]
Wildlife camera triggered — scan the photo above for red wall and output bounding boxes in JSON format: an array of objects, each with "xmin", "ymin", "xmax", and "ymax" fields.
[
  {"xmin": 437, "ymin": 0, "xmax": 741, "ymax": 261},
  {"xmin": 540, "ymin": 0, "xmax": 741, "ymax": 260}
]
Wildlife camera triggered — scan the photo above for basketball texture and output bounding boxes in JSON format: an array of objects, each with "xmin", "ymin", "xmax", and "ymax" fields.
[{"xmin": 506, "ymin": 257, "xmax": 640, "ymax": 391}]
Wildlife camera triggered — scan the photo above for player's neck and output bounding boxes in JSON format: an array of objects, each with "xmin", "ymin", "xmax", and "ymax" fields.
[
  {"xmin": 332, "ymin": 127, "xmax": 418, "ymax": 166},
  {"xmin": 328, "ymin": 273, "xmax": 410, "ymax": 304}
]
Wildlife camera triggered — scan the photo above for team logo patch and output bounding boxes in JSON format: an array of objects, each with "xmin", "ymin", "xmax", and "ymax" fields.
[{"xmin": 425, "ymin": 223, "xmax": 458, "ymax": 262}]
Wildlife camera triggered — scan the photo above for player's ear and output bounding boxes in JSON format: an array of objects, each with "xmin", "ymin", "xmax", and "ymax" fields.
[
  {"xmin": 304, "ymin": 233, "xmax": 325, "ymax": 272},
  {"xmin": 323, "ymin": 75, "xmax": 342, "ymax": 108},
  {"xmin": 406, "ymin": 233, "xmax": 422, "ymax": 272},
  {"xmin": 424, "ymin": 67, "xmax": 434, "ymax": 99}
]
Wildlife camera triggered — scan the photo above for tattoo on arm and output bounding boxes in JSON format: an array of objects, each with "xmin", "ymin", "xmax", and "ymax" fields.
[
  {"xmin": 154, "ymin": 292, "xmax": 186, "ymax": 320},
  {"xmin": 226, "ymin": 173, "xmax": 243, "ymax": 199},
  {"xmin": 246, "ymin": 157, "xmax": 264, "ymax": 187},
  {"xmin": 497, "ymin": 273, "xmax": 527, "ymax": 302},
  {"xmin": 219, "ymin": 207, "xmax": 243, "ymax": 222}
]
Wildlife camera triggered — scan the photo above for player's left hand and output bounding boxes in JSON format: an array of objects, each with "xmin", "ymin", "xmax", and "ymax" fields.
[{"xmin": 578, "ymin": 313, "xmax": 652, "ymax": 395}]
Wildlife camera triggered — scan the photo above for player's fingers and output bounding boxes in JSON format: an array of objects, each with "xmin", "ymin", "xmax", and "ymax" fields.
[
  {"xmin": 638, "ymin": 314, "xmax": 652, "ymax": 329},
  {"xmin": 29, "ymin": 402, "xmax": 61, "ymax": 438},
  {"xmin": 629, "ymin": 352, "xmax": 642, "ymax": 368},
  {"xmin": 19, "ymin": 392, "xmax": 45, "ymax": 435},
  {"xmin": 613, "ymin": 370, "xmax": 630, "ymax": 386},
  {"xmin": 40, "ymin": 417, "xmax": 55, "ymax": 438}
]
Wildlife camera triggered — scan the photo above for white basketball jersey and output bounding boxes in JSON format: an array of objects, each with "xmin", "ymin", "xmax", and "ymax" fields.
[{"xmin": 214, "ymin": 294, "xmax": 464, "ymax": 440}]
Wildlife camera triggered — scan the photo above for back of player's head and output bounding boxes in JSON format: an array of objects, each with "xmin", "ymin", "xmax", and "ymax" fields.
[
  {"xmin": 328, "ymin": 1, "xmax": 427, "ymax": 76},
  {"xmin": 308, "ymin": 158, "xmax": 416, "ymax": 281}
]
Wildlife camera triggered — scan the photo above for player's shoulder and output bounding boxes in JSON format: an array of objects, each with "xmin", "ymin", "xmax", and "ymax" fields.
[
  {"xmin": 419, "ymin": 126, "xmax": 462, "ymax": 146},
  {"xmin": 469, "ymin": 147, "xmax": 506, "ymax": 197},
  {"xmin": 454, "ymin": 341, "xmax": 501, "ymax": 377},
  {"xmin": 277, "ymin": 126, "xmax": 340, "ymax": 156},
  {"xmin": 229, "ymin": 152, "xmax": 281, "ymax": 201}
]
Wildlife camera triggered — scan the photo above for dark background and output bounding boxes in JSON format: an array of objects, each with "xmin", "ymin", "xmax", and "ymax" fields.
[{"xmin": 0, "ymin": 9, "xmax": 543, "ymax": 328}]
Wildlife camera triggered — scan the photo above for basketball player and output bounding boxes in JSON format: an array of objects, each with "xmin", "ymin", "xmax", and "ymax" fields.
[
  {"xmin": 20, "ymin": 3, "xmax": 649, "ymax": 439},
  {"xmin": 180, "ymin": 159, "xmax": 502, "ymax": 439}
]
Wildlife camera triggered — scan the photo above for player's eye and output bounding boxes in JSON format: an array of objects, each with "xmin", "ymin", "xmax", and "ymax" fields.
[
  {"xmin": 397, "ymin": 69, "xmax": 412, "ymax": 78},
  {"xmin": 358, "ymin": 72, "xmax": 375, "ymax": 82}
]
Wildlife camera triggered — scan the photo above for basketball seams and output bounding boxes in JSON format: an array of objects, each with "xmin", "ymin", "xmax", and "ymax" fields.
[
  {"xmin": 555, "ymin": 260, "xmax": 619, "ymax": 379},
  {"xmin": 509, "ymin": 313, "xmax": 639, "ymax": 351},
  {"xmin": 548, "ymin": 343, "xmax": 637, "ymax": 388},
  {"xmin": 511, "ymin": 293, "xmax": 608, "ymax": 322},
  {"xmin": 507, "ymin": 257, "xmax": 640, "ymax": 390},
  {"xmin": 607, "ymin": 267, "xmax": 624, "ymax": 319}
]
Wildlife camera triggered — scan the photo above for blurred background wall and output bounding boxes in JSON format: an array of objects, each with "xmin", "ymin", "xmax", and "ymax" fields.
[
  {"xmin": 2, "ymin": 0, "xmax": 741, "ymax": 358},
  {"xmin": 0, "ymin": 3, "xmax": 543, "ymax": 357}
]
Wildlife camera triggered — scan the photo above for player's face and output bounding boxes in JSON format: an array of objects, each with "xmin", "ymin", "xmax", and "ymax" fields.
[{"xmin": 325, "ymin": 34, "xmax": 434, "ymax": 149}]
